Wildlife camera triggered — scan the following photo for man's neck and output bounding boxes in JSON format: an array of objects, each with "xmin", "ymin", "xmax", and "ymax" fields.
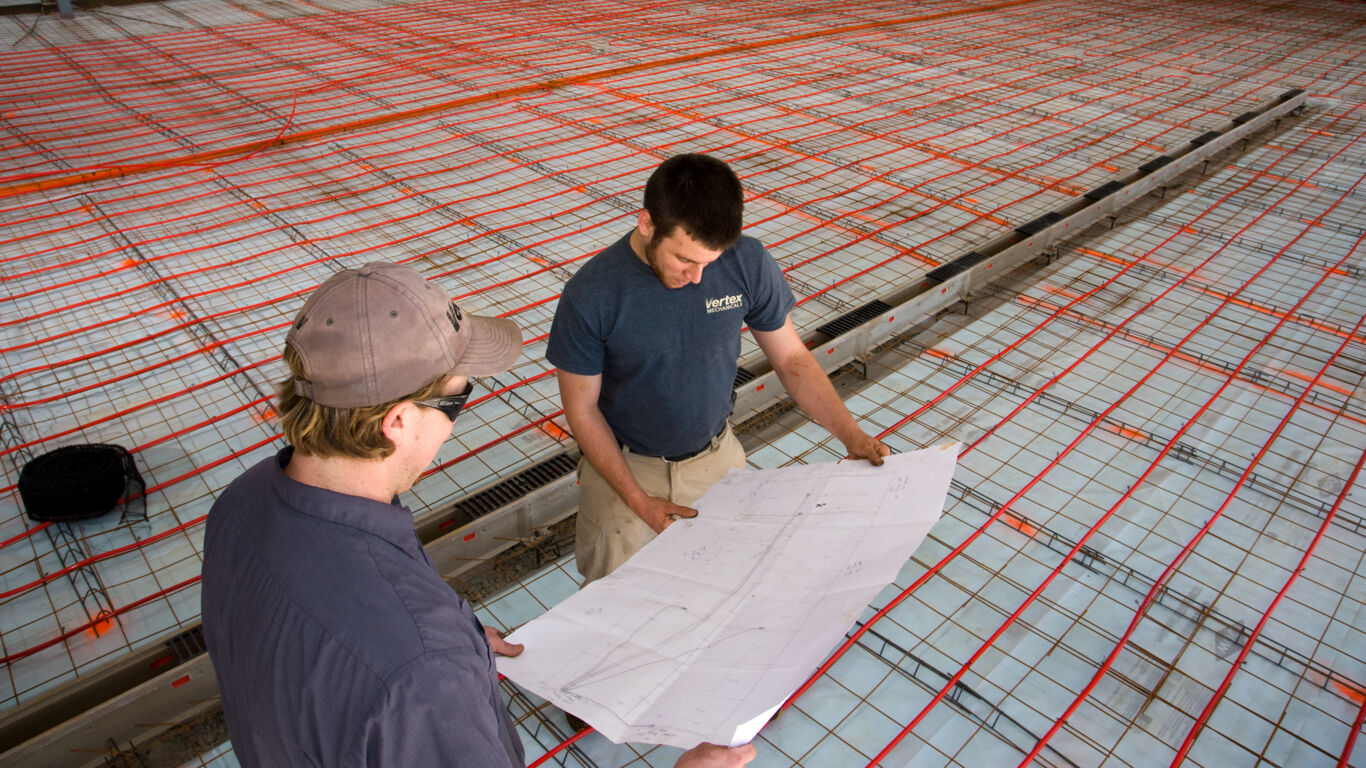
[{"xmin": 284, "ymin": 451, "xmax": 396, "ymax": 503}]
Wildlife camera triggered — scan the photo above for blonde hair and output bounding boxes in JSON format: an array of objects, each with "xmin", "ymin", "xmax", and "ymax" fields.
[{"xmin": 276, "ymin": 344, "xmax": 449, "ymax": 459}]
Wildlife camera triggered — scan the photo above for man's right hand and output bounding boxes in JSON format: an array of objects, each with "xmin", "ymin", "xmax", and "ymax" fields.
[
  {"xmin": 633, "ymin": 495, "xmax": 698, "ymax": 533},
  {"xmin": 676, "ymin": 742, "xmax": 757, "ymax": 767}
]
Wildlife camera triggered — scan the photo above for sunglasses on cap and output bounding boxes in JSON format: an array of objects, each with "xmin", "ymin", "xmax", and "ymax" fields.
[{"xmin": 414, "ymin": 380, "xmax": 474, "ymax": 422}]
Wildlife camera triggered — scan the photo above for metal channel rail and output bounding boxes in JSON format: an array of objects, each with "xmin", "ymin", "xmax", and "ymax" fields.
[{"xmin": 0, "ymin": 88, "xmax": 1307, "ymax": 767}]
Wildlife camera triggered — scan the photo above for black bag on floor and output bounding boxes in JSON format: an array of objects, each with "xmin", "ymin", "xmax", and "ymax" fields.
[{"xmin": 18, "ymin": 444, "xmax": 145, "ymax": 523}]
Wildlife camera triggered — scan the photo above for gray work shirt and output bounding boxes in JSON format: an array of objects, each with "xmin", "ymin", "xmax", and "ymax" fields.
[{"xmin": 201, "ymin": 448, "xmax": 525, "ymax": 767}]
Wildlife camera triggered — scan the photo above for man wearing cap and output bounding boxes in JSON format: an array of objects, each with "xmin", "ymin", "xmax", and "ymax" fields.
[
  {"xmin": 201, "ymin": 261, "xmax": 755, "ymax": 767},
  {"xmin": 201, "ymin": 260, "xmax": 525, "ymax": 766},
  {"xmin": 548, "ymin": 153, "xmax": 890, "ymax": 585}
]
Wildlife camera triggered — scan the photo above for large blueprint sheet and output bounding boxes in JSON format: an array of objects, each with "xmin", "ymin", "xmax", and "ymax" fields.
[{"xmin": 498, "ymin": 444, "xmax": 958, "ymax": 749}]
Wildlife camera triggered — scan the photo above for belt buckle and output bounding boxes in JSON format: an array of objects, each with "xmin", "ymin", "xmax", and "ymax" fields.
[{"xmin": 662, "ymin": 447, "xmax": 694, "ymax": 464}]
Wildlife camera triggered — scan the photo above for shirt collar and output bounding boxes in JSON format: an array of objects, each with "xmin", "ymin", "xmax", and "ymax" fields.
[{"xmin": 269, "ymin": 447, "xmax": 424, "ymax": 559}]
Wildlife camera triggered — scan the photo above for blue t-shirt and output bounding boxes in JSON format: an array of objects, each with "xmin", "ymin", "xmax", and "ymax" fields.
[
  {"xmin": 547, "ymin": 232, "xmax": 795, "ymax": 457},
  {"xmin": 202, "ymin": 449, "xmax": 525, "ymax": 768}
]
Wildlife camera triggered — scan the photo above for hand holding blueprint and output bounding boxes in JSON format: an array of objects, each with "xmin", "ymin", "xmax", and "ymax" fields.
[{"xmin": 497, "ymin": 444, "xmax": 958, "ymax": 749}]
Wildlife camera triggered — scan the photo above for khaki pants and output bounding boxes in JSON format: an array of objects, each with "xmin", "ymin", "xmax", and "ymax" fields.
[{"xmin": 575, "ymin": 426, "xmax": 746, "ymax": 584}]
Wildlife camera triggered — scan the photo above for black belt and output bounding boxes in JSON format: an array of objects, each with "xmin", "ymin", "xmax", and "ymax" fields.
[{"xmin": 625, "ymin": 425, "xmax": 727, "ymax": 463}]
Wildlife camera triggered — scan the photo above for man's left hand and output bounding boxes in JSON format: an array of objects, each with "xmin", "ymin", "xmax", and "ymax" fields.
[
  {"xmin": 843, "ymin": 432, "xmax": 890, "ymax": 466},
  {"xmin": 485, "ymin": 626, "xmax": 525, "ymax": 657}
]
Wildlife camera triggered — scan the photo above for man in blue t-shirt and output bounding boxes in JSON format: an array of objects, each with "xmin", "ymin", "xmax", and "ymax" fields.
[{"xmin": 547, "ymin": 154, "xmax": 890, "ymax": 584}]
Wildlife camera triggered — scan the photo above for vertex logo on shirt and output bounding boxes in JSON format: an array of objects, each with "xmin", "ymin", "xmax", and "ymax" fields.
[{"xmin": 705, "ymin": 294, "xmax": 744, "ymax": 314}]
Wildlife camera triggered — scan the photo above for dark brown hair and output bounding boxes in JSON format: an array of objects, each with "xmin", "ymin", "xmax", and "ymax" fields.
[{"xmin": 643, "ymin": 153, "xmax": 744, "ymax": 250}]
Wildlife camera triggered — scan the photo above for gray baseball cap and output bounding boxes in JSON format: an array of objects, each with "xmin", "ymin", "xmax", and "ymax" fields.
[{"xmin": 285, "ymin": 261, "xmax": 522, "ymax": 408}]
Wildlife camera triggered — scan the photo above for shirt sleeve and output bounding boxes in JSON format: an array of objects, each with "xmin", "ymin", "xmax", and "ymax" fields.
[
  {"xmin": 347, "ymin": 650, "xmax": 521, "ymax": 768},
  {"xmin": 546, "ymin": 283, "xmax": 606, "ymax": 376},
  {"xmin": 743, "ymin": 240, "xmax": 797, "ymax": 332}
]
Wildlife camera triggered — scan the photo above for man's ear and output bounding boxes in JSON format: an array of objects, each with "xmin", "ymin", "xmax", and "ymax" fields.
[
  {"xmin": 380, "ymin": 401, "xmax": 417, "ymax": 445},
  {"xmin": 636, "ymin": 209, "xmax": 654, "ymax": 240}
]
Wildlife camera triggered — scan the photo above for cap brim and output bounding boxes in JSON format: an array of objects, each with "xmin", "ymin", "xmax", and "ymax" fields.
[{"xmin": 449, "ymin": 314, "xmax": 523, "ymax": 377}]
